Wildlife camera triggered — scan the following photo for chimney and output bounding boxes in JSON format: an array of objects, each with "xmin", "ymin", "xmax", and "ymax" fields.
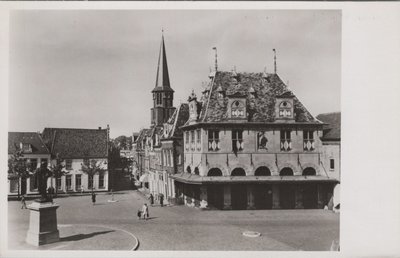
[{"xmin": 98, "ymin": 127, "xmax": 102, "ymax": 130}]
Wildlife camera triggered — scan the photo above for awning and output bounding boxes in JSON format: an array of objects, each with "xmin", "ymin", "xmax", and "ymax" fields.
[
  {"xmin": 139, "ymin": 174, "xmax": 149, "ymax": 183},
  {"xmin": 170, "ymin": 173, "xmax": 339, "ymax": 185}
]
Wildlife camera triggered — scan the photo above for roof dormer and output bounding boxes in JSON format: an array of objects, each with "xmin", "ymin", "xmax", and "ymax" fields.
[
  {"xmin": 227, "ymin": 90, "xmax": 247, "ymax": 120},
  {"xmin": 275, "ymin": 91, "xmax": 295, "ymax": 121}
]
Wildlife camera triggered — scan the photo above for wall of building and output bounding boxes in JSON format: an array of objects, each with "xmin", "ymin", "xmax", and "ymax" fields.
[
  {"xmin": 321, "ymin": 141, "xmax": 340, "ymax": 180},
  {"xmin": 184, "ymin": 127, "xmax": 323, "ymax": 176}
]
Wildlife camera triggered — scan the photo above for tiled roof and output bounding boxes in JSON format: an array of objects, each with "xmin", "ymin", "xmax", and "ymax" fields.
[
  {"xmin": 8, "ymin": 132, "xmax": 50, "ymax": 155},
  {"xmin": 316, "ymin": 112, "xmax": 341, "ymax": 140},
  {"xmin": 41, "ymin": 128, "xmax": 108, "ymax": 159},
  {"xmin": 194, "ymin": 71, "xmax": 318, "ymax": 124},
  {"xmin": 163, "ymin": 103, "xmax": 189, "ymax": 139}
]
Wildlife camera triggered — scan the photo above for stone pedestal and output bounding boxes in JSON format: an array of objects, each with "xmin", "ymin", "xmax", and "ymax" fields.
[{"xmin": 26, "ymin": 201, "xmax": 60, "ymax": 246}]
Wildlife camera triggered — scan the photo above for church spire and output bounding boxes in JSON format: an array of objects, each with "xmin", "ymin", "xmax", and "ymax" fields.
[{"xmin": 154, "ymin": 32, "xmax": 171, "ymax": 90}]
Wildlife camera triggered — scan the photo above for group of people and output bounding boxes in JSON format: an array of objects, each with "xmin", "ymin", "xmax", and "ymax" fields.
[
  {"xmin": 136, "ymin": 193, "xmax": 165, "ymax": 220},
  {"xmin": 148, "ymin": 193, "xmax": 164, "ymax": 207}
]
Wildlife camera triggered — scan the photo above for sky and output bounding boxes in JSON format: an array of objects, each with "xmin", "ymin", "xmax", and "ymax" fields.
[{"xmin": 8, "ymin": 10, "xmax": 341, "ymax": 138}]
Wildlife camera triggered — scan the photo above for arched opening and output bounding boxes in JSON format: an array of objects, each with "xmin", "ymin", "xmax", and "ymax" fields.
[
  {"xmin": 207, "ymin": 168, "xmax": 223, "ymax": 209},
  {"xmin": 303, "ymin": 167, "xmax": 316, "ymax": 176},
  {"xmin": 207, "ymin": 168, "xmax": 222, "ymax": 177},
  {"xmin": 255, "ymin": 166, "xmax": 271, "ymax": 176},
  {"xmin": 186, "ymin": 166, "xmax": 191, "ymax": 174},
  {"xmin": 231, "ymin": 168, "xmax": 246, "ymax": 176},
  {"xmin": 194, "ymin": 167, "xmax": 200, "ymax": 175},
  {"xmin": 280, "ymin": 167, "xmax": 294, "ymax": 176}
]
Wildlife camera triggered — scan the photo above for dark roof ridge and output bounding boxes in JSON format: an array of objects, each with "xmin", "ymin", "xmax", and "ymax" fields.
[{"xmin": 43, "ymin": 127, "xmax": 107, "ymax": 131}]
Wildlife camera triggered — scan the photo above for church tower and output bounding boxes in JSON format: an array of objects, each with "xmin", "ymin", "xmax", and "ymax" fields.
[{"xmin": 151, "ymin": 33, "xmax": 176, "ymax": 127}]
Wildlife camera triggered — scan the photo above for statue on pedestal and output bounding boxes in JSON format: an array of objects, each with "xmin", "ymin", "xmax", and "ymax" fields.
[{"xmin": 35, "ymin": 161, "xmax": 52, "ymax": 203}]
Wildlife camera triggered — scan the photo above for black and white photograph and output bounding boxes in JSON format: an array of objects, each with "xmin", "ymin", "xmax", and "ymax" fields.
[{"xmin": 1, "ymin": 3, "xmax": 399, "ymax": 258}]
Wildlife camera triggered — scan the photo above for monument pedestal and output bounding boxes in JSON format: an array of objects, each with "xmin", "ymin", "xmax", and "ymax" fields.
[{"xmin": 26, "ymin": 201, "xmax": 60, "ymax": 246}]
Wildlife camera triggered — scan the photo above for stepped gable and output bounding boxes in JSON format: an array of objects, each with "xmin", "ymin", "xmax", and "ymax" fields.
[
  {"xmin": 41, "ymin": 128, "xmax": 108, "ymax": 159},
  {"xmin": 197, "ymin": 71, "xmax": 318, "ymax": 124},
  {"xmin": 8, "ymin": 132, "xmax": 50, "ymax": 154}
]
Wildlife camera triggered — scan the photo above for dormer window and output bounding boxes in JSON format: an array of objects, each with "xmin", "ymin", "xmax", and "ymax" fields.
[
  {"xmin": 279, "ymin": 101, "xmax": 292, "ymax": 118},
  {"xmin": 216, "ymin": 86, "xmax": 224, "ymax": 99},
  {"xmin": 231, "ymin": 100, "xmax": 245, "ymax": 118},
  {"xmin": 20, "ymin": 143, "xmax": 32, "ymax": 153}
]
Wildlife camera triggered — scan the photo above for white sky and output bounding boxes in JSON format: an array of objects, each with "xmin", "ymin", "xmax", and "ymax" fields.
[{"xmin": 8, "ymin": 10, "xmax": 341, "ymax": 138}]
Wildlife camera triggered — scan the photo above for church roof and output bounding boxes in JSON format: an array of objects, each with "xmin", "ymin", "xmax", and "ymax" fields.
[
  {"xmin": 8, "ymin": 132, "xmax": 50, "ymax": 155},
  {"xmin": 189, "ymin": 71, "xmax": 319, "ymax": 125},
  {"xmin": 41, "ymin": 127, "xmax": 108, "ymax": 159},
  {"xmin": 152, "ymin": 34, "xmax": 174, "ymax": 93},
  {"xmin": 316, "ymin": 112, "xmax": 341, "ymax": 140}
]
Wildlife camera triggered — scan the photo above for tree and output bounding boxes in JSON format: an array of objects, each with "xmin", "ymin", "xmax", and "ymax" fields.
[
  {"xmin": 48, "ymin": 153, "xmax": 68, "ymax": 197},
  {"xmin": 8, "ymin": 150, "xmax": 29, "ymax": 200},
  {"xmin": 81, "ymin": 159, "xmax": 107, "ymax": 192}
]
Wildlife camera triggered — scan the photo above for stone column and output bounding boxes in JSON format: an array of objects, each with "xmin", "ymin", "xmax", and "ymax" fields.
[
  {"xmin": 295, "ymin": 184, "xmax": 304, "ymax": 209},
  {"xmin": 272, "ymin": 185, "xmax": 280, "ymax": 209},
  {"xmin": 247, "ymin": 185, "xmax": 255, "ymax": 209},
  {"xmin": 200, "ymin": 185, "xmax": 208, "ymax": 209},
  {"xmin": 223, "ymin": 185, "xmax": 232, "ymax": 210}
]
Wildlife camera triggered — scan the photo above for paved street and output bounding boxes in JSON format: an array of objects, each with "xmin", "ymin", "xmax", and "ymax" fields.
[{"xmin": 8, "ymin": 190, "xmax": 339, "ymax": 251}]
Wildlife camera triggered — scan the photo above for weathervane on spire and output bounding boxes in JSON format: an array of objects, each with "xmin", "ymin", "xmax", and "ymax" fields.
[
  {"xmin": 273, "ymin": 48, "xmax": 277, "ymax": 74},
  {"xmin": 212, "ymin": 47, "xmax": 218, "ymax": 72}
]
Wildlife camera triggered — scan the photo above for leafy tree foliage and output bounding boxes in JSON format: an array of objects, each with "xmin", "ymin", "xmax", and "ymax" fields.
[
  {"xmin": 8, "ymin": 150, "xmax": 29, "ymax": 199},
  {"xmin": 81, "ymin": 159, "xmax": 107, "ymax": 192},
  {"xmin": 48, "ymin": 153, "xmax": 68, "ymax": 197}
]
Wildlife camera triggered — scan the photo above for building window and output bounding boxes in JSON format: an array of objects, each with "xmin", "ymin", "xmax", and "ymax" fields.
[
  {"xmin": 190, "ymin": 131, "xmax": 195, "ymax": 151},
  {"xmin": 303, "ymin": 130, "xmax": 315, "ymax": 151},
  {"xmin": 10, "ymin": 179, "xmax": 19, "ymax": 193},
  {"xmin": 66, "ymin": 159, "xmax": 72, "ymax": 170},
  {"xmin": 257, "ymin": 131, "xmax": 268, "ymax": 150},
  {"xmin": 75, "ymin": 175, "xmax": 82, "ymax": 190},
  {"xmin": 185, "ymin": 131, "xmax": 189, "ymax": 150},
  {"xmin": 170, "ymin": 150, "xmax": 174, "ymax": 167},
  {"xmin": 57, "ymin": 177, "xmax": 62, "ymax": 190},
  {"xmin": 279, "ymin": 101, "xmax": 292, "ymax": 118},
  {"xmin": 22, "ymin": 143, "xmax": 32, "ymax": 153},
  {"xmin": 30, "ymin": 158, "xmax": 38, "ymax": 171},
  {"xmin": 280, "ymin": 130, "xmax": 292, "ymax": 151},
  {"xmin": 232, "ymin": 130, "xmax": 244, "ymax": 152},
  {"xmin": 66, "ymin": 175, "xmax": 72, "ymax": 191},
  {"xmin": 88, "ymin": 175, "xmax": 94, "ymax": 190},
  {"xmin": 30, "ymin": 173, "xmax": 39, "ymax": 191},
  {"xmin": 99, "ymin": 174, "xmax": 105, "ymax": 189},
  {"xmin": 208, "ymin": 130, "xmax": 220, "ymax": 151},
  {"xmin": 231, "ymin": 100, "xmax": 245, "ymax": 118},
  {"xmin": 330, "ymin": 159, "xmax": 335, "ymax": 170},
  {"xmin": 177, "ymin": 154, "xmax": 182, "ymax": 165},
  {"xmin": 196, "ymin": 129, "xmax": 201, "ymax": 150}
]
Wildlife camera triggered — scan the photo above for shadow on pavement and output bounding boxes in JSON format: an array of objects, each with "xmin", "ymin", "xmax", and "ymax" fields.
[{"xmin": 60, "ymin": 230, "xmax": 115, "ymax": 242}]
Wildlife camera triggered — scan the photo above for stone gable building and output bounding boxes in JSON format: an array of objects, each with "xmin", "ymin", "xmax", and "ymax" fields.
[{"xmin": 172, "ymin": 70, "xmax": 339, "ymax": 210}]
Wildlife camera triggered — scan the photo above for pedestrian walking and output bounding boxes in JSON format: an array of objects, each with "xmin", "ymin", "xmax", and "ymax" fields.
[
  {"xmin": 137, "ymin": 209, "xmax": 142, "ymax": 220},
  {"xmin": 21, "ymin": 195, "xmax": 27, "ymax": 209},
  {"xmin": 142, "ymin": 203, "xmax": 149, "ymax": 220},
  {"xmin": 91, "ymin": 192, "xmax": 96, "ymax": 205},
  {"xmin": 159, "ymin": 193, "xmax": 164, "ymax": 207},
  {"xmin": 149, "ymin": 193, "xmax": 154, "ymax": 206}
]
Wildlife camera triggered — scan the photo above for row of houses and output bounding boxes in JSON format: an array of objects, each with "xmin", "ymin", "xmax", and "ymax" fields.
[
  {"xmin": 8, "ymin": 126, "xmax": 109, "ymax": 196},
  {"xmin": 132, "ymin": 34, "xmax": 341, "ymax": 210}
]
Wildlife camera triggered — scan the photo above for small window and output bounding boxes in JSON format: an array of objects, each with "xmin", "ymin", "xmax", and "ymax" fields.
[
  {"xmin": 303, "ymin": 130, "xmax": 315, "ymax": 151},
  {"xmin": 66, "ymin": 175, "xmax": 72, "ymax": 191},
  {"xmin": 208, "ymin": 130, "xmax": 220, "ymax": 151},
  {"xmin": 280, "ymin": 130, "xmax": 292, "ymax": 151},
  {"xmin": 232, "ymin": 130, "xmax": 243, "ymax": 152},
  {"xmin": 57, "ymin": 177, "xmax": 62, "ymax": 190},
  {"xmin": 66, "ymin": 159, "xmax": 73, "ymax": 170},
  {"xmin": 330, "ymin": 159, "xmax": 335, "ymax": 170},
  {"xmin": 279, "ymin": 101, "xmax": 292, "ymax": 118},
  {"xmin": 22, "ymin": 143, "xmax": 32, "ymax": 153},
  {"xmin": 30, "ymin": 158, "xmax": 38, "ymax": 171},
  {"xmin": 99, "ymin": 174, "xmax": 105, "ymax": 189},
  {"xmin": 191, "ymin": 131, "xmax": 195, "ymax": 144},
  {"xmin": 75, "ymin": 175, "xmax": 82, "ymax": 190}
]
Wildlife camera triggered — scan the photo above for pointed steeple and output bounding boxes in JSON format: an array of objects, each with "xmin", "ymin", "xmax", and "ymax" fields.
[{"xmin": 153, "ymin": 33, "xmax": 173, "ymax": 92}]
